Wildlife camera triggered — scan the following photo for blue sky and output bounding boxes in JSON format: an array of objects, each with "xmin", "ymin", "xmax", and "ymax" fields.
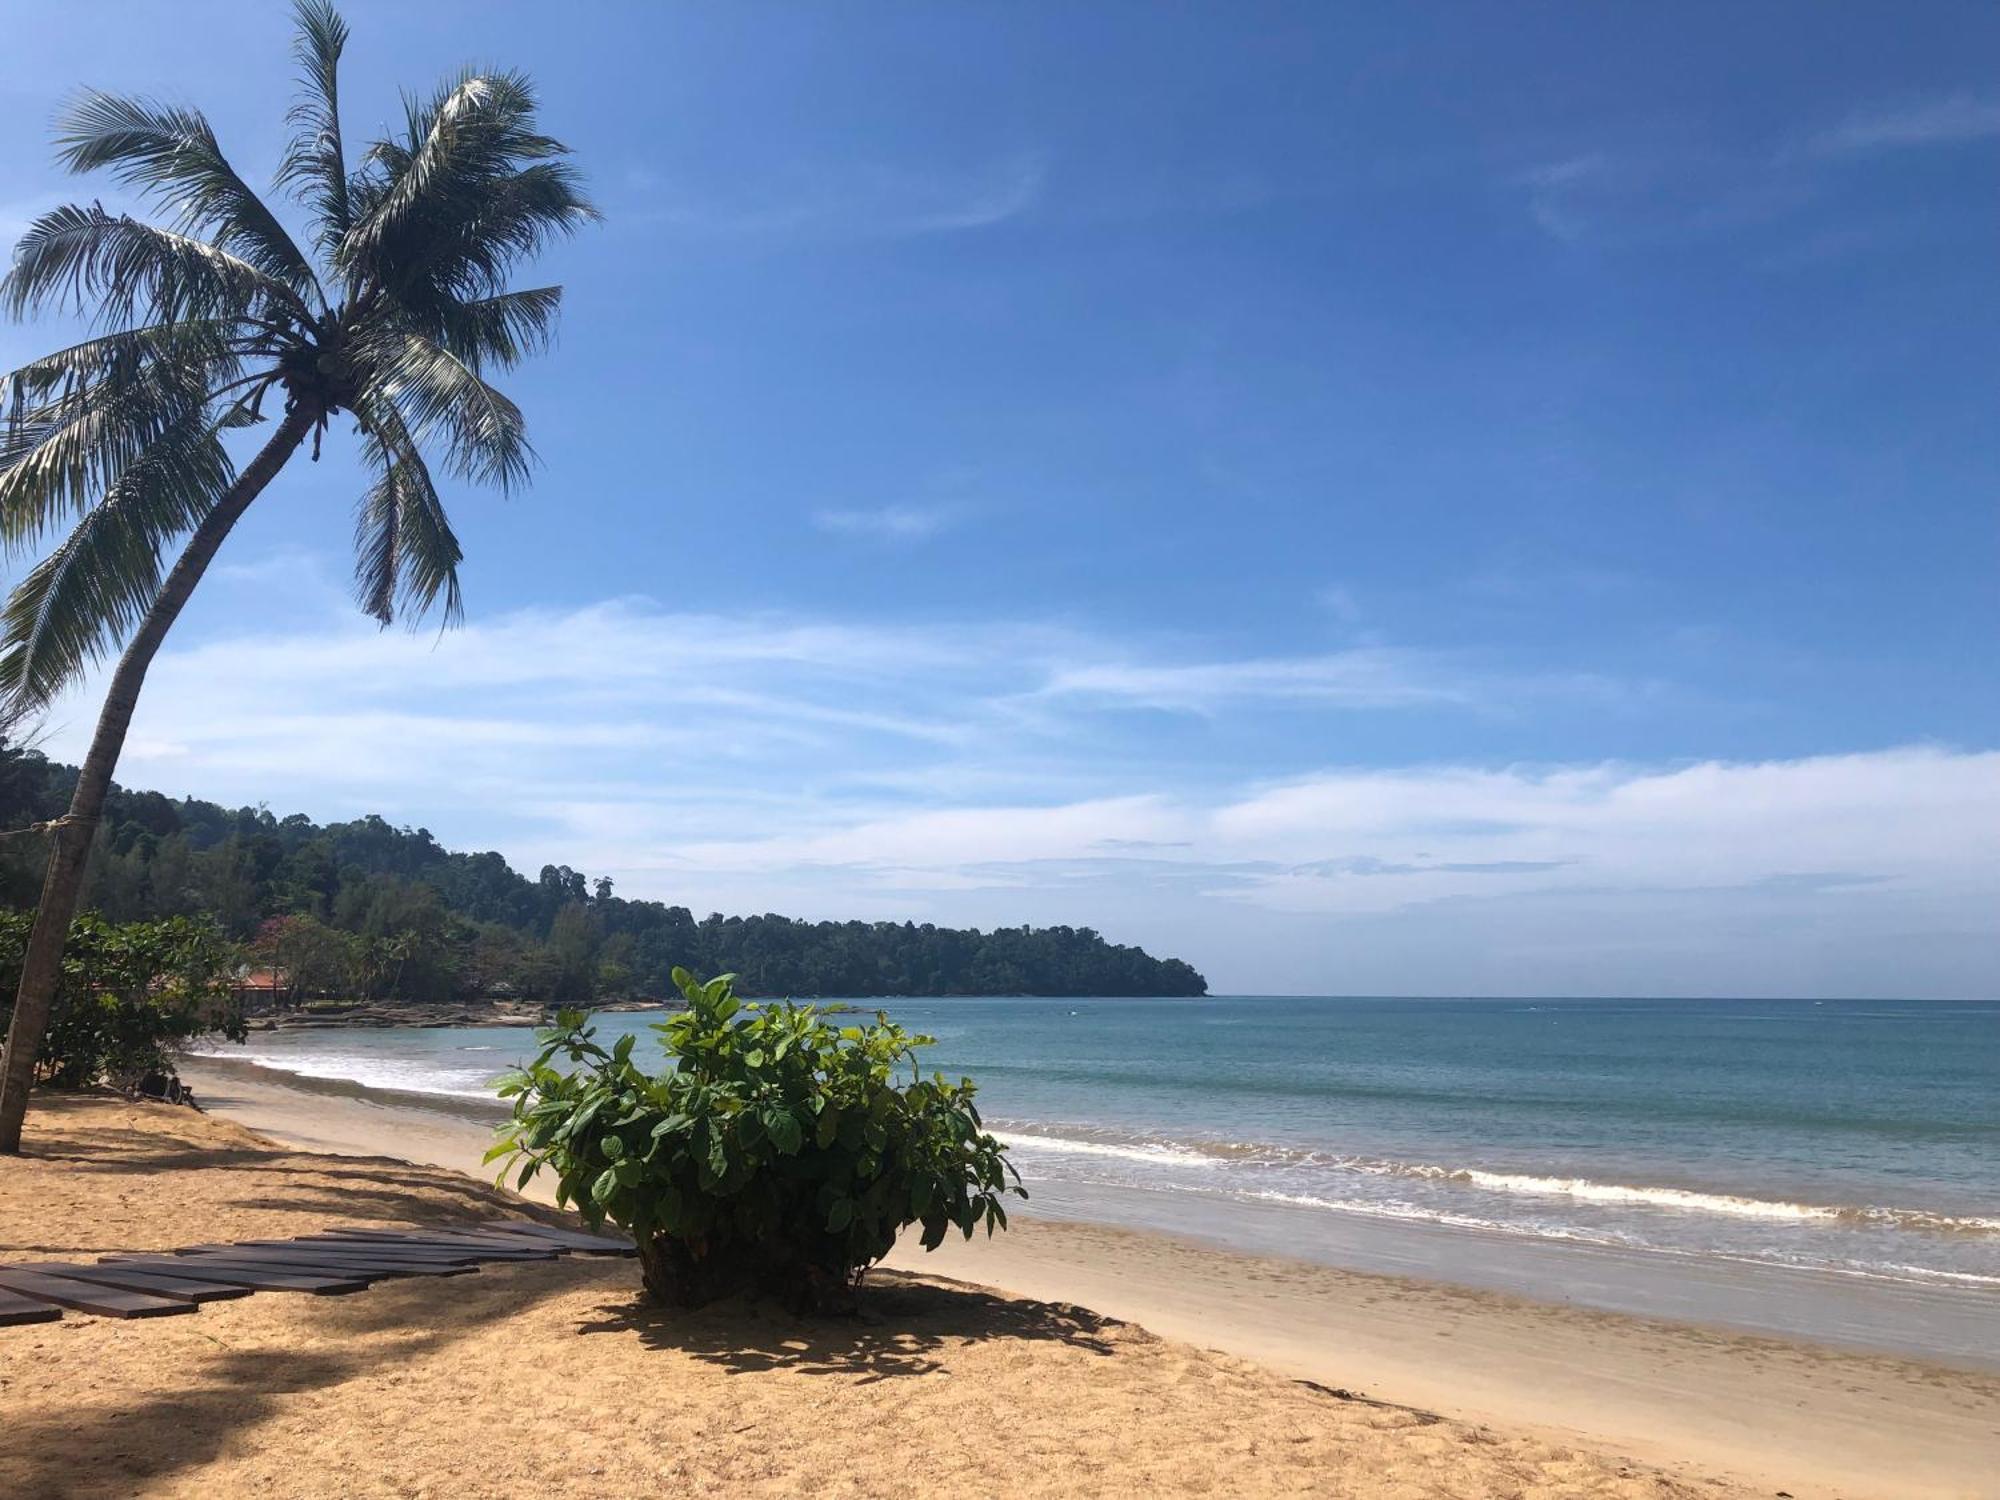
[{"xmin": 4, "ymin": 3, "xmax": 1996, "ymax": 995}]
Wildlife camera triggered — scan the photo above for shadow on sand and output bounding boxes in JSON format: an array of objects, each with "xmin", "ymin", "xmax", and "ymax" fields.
[{"xmin": 576, "ymin": 1268, "xmax": 1122, "ymax": 1382}]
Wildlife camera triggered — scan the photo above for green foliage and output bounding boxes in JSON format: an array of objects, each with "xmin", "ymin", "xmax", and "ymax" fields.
[
  {"xmin": 491, "ymin": 969, "xmax": 1025, "ymax": 1310},
  {"xmin": 0, "ymin": 909, "xmax": 243, "ymax": 1087},
  {"xmin": 249, "ymin": 913, "xmax": 362, "ymax": 1004}
]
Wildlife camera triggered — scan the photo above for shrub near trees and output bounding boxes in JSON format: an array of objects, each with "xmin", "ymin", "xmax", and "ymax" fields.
[
  {"xmin": 492, "ymin": 970, "xmax": 1025, "ymax": 1312},
  {"xmin": 0, "ymin": 910, "xmax": 242, "ymax": 1089}
]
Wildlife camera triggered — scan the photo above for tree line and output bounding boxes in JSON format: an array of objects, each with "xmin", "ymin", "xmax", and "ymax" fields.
[{"xmin": 0, "ymin": 743, "xmax": 1208, "ymax": 1005}]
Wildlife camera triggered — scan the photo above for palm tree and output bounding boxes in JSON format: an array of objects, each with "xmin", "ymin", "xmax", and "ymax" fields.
[{"xmin": 0, "ymin": 1, "xmax": 596, "ymax": 1152}]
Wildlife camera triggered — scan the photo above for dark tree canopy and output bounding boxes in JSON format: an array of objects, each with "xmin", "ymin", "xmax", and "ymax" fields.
[{"xmin": 0, "ymin": 743, "xmax": 1209, "ymax": 1003}]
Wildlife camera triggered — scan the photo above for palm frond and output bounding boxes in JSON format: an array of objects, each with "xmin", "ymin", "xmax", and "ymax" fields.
[
  {"xmin": 0, "ymin": 346, "xmax": 225, "ymax": 553},
  {"xmin": 340, "ymin": 69, "xmax": 596, "ymax": 300},
  {"xmin": 2, "ymin": 320, "xmax": 242, "ymax": 415},
  {"xmin": 351, "ymin": 392, "xmax": 463, "ymax": 626},
  {"xmin": 401, "ymin": 163, "xmax": 598, "ymax": 312},
  {"xmin": 1, "ymin": 204, "xmax": 309, "ymax": 329},
  {"xmin": 432, "ymin": 285, "xmax": 562, "ymax": 370},
  {"xmin": 276, "ymin": 0, "xmax": 352, "ymax": 259},
  {"xmin": 54, "ymin": 90, "xmax": 323, "ymax": 306},
  {"xmin": 0, "ymin": 404, "xmax": 234, "ymax": 708},
  {"xmin": 341, "ymin": 71, "xmax": 515, "ymax": 267},
  {"xmin": 359, "ymin": 329, "xmax": 532, "ymax": 491}
]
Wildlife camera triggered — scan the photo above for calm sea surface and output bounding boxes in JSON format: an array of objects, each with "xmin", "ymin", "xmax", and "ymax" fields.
[{"xmin": 220, "ymin": 995, "xmax": 2000, "ymax": 1356}]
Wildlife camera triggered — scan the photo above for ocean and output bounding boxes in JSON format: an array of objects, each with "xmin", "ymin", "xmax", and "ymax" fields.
[{"xmin": 215, "ymin": 994, "xmax": 2000, "ymax": 1360}]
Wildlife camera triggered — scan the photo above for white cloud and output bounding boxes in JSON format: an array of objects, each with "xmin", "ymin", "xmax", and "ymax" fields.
[
  {"xmin": 27, "ymin": 587, "xmax": 1997, "ymax": 996},
  {"xmin": 596, "ymin": 746, "xmax": 2000, "ymax": 997},
  {"xmin": 1811, "ymin": 95, "xmax": 2000, "ymax": 156}
]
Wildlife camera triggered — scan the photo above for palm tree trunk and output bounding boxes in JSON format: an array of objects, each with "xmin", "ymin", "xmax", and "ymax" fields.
[{"xmin": 0, "ymin": 407, "xmax": 315, "ymax": 1153}]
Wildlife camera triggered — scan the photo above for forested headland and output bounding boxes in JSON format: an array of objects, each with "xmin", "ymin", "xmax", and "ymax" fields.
[{"xmin": 0, "ymin": 744, "xmax": 1208, "ymax": 1005}]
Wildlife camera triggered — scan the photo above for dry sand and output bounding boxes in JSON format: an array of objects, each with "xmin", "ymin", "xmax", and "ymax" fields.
[{"xmin": 0, "ymin": 1081, "xmax": 1989, "ymax": 1499}]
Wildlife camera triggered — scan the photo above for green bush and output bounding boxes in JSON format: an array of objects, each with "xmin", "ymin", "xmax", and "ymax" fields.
[
  {"xmin": 491, "ymin": 968, "xmax": 1025, "ymax": 1311},
  {"xmin": 0, "ymin": 911, "xmax": 245, "ymax": 1089}
]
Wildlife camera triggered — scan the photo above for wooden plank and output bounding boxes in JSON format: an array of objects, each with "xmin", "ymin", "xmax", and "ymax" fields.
[
  {"xmin": 316, "ymin": 1240, "xmax": 560, "ymax": 1264},
  {"xmin": 329, "ymin": 1239, "xmax": 537, "ymax": 1261},
  {"xmin": 27, "ymin": 1263, "xmax": 250, "ymax": 1304},
  {"xmin": 317, "ymin": 1228, "xmax": 560, "ymax": 1259},
  {"xmin": 479, "ymin": 1219, "xmax": 636, "ymax": 1254},
  {"xmin": 0, "ymin": 1287, "xmax": 62, "ymax": 1327},
  {"xmin": 0, "ymin": 1266, "xmax": 196, "ymax": 1319},
  {"xmin": 195, "ymin": 1239, "xmax": 482, "ymax": 1264},
  {"xmin": 171, "ymin": 1247, "xmax": 477, "ymax": 1279},
  {"xmin": 101, "ymin": 1257, "xmax": 371, "ymax": 1294},
  {"xmin": 228, "ymin": 1238, "xmax": 495, "ymax": 1264}
]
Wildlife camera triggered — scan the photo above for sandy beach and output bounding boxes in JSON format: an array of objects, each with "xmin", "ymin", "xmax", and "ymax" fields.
[
  {"xmin": 6, "ymin": 1056, "xmax": 1968, "ymax": 1500},
  {"xmin": 0, "ymin": 1088, "xmax": 1760, "ymax": 1500}
]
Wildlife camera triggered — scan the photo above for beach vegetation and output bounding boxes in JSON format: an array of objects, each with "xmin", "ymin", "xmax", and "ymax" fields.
[
  {"xmin": 0, "ymin": 0, "xmax": 596, "ymax": 1152},
  {"xmin": 491, "ymin": 968, "xmax": 1026, "ymax": 1312},
  {"xmin": 0, "ymin": 909, "xmax": 242, "ymax": 1090}
]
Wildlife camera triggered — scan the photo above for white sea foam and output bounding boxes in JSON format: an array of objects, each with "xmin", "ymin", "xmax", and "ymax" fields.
[
  {"xmin": 1446, "ymin": 1169, "xmax": 1842, "ymax": 1222},
  {"xmin": 987, "ymin": 1120, "xmax": 2000, "ymax": 1239},
  {"xmin": 990, "ymin": 1129, "xmax": 1222, "ymax": 1170},
  {"xmin": 220, "ymin": 1048, "xmax": 501, "ymax": 1101},
  {"xmin": 1233, "ymin": 1189, "xmax": 1641, "ymax": 1246},
  {"xmin": 1432, "ymin": 1168, "xmax": 2000, "ymax": 1235}
]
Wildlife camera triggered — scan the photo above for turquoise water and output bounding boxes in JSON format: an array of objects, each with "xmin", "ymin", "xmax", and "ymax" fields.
[{"xmin": 223, "ymin": 995, "xmax": 2000, "ymax": 1335}]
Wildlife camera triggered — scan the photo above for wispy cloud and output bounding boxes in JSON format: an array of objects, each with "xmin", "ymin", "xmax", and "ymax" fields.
[
  {"xmin": 33, "ymin": 592, "xmax": 1641, "ymax": 841},
  {"xmin": 1039, "ymin": 649, "xmax": 1477, "ymax": 713},
  {"xmin": 1510, "ymin": 93, "xmax": 1997, "ymax": 252},
  {"xmin": 811, "ymin": 503, "xmax": 965, "ymax": 541},
  {"xmin": 1809, "ymin": 95, "xmax": 2000, "ymax": 156},
  {"xmin": 632, "ymin": 151, "xmax": 1045, "ymax": 241},
  {"xmin": 1511, "ymin": 146, "xmax": 1808, "ymax": 247},
  {"xmin": 1313, "ymin": 585, "xmax": 1363, "ymax": 624},
  {"xmin": 1514, "ymin": 154, "xmax": 1612, "ymax": 243},
  {"xmin": 30, "ymin": 587, "xmax": 1996, "ymax": 994}
]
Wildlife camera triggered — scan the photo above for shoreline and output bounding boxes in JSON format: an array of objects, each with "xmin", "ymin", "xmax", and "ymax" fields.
[
  {"xmin": 178, "ymin": 1054, "xmax": 2000, "ymax": 1499},
  {"xmin": 188, "ymin": 1047, "xmax": 2000, "ymax": 1368}
]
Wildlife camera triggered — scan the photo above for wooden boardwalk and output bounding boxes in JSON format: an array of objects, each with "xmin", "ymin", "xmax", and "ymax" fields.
[{"xmin": 0, "ymin": 1220, "xmax": 633, "ymax": 1323}]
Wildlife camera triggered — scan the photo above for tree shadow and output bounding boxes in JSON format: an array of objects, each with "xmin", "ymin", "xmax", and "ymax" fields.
[
  {"xmin": 0, "ymin": 1263, "xmax": 605, "ymax": 1500},
  {"xmin": 4, "ymin": 1097, "xmax": 597, "ymax": 1258},
  {"xmin": 574, "ymin": 1268, "xmax": 1120, "ymax": 1383}
]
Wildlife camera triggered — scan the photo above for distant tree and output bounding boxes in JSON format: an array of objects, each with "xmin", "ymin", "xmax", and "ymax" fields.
[
  {"xmin": 544, "ymin": 901, "xmax": 601, "ymax": 1008},
  {"xmin": 0, "ymin": 1, "xmax": 597, "ymax": 1151},
  {"xmin": 249, "ymin": 913, "xmax": 358, "ymax": 1006},
  {"xmin": 0, "ymin": 741, "xmax": 1212, "ymax": 1029}
]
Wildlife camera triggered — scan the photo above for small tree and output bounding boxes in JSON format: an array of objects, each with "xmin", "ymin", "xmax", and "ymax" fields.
[
  {"xmin": 249, "ymin": 913, "xmax": 359, "ymax": 1006},
  {"xmin": 0, "ymin": 910, "xmax": 243, "ymax": 1090},
  {"xmin": 492, "ymin": 969, "xmax": 1025, "ymax": 1312}
]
